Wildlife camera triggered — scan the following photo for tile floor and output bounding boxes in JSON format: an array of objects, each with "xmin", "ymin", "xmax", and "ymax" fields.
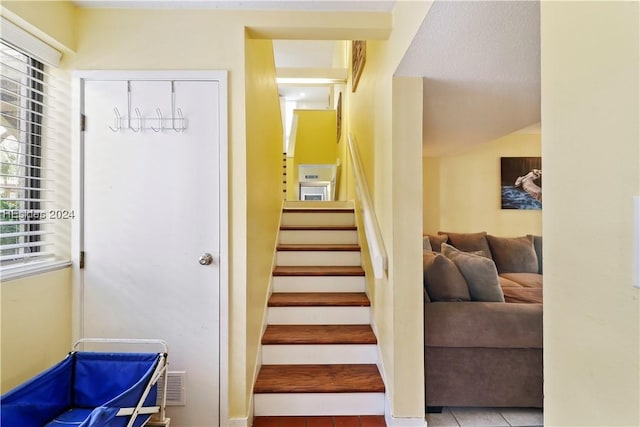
[
  {"xmin": 253, "ymin": 416, "xmax": 387, "ymax": 427},
  {"xmin": 426, "ymin": 407, "xmax": 543, "ymax": 427},
  {"xmin": 253, "ymin": 408, "xmax": 542, "ymax": 427}
]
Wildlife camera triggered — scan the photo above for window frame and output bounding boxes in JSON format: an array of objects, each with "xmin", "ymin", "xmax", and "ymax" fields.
[{"xmin": 1, "ymin": 22, "xmax": 69, "ymax": 281}]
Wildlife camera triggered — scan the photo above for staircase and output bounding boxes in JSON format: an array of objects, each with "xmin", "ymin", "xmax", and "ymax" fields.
[{"xmin": 253, "ymin": 201, "xmax": 385, "ymax": 418}]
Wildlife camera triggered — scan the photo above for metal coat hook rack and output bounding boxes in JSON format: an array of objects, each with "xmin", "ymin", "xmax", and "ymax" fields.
[{"xmin": 108, "ymin": 81, "xmax": 187, "ymax": 133}]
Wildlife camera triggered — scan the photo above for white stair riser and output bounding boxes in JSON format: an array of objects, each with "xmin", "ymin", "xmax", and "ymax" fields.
[
  {"xmin": 276, "ymin": 251, "xmax": 361, "ymax": 266},
  {"xmin": 262, "ymin": 344, "xmax": 378, "ymax": 365},
  {"xmin": 281, "ymin": 212, "xmax": 355, "ymax": 227},
  {"xmin": 279, "ymin": 229, "xmax": 358, "ymax": 245},
  {"xmin": 267, "ymin": 307, "xmax": 370, "ymax": 325},
  {"xmin": 272, "ymin": 276, "xmax": 365, "ymax": 293},
  {"xmin": 254, "ymin": 393, "xmax": 385, "ymax": 416},
  {"xmin": 284, "ymin": 201, "xmax": 354, "ymax": 209}
]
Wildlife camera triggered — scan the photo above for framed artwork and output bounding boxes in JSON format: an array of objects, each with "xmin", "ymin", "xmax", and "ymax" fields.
[
  {"xmin": 501, "ymin": 157, "xmax": 542, "ymax": 210},
  {"xmin": 336, "ymin": 92, "xmax": 342, "ymax": 143},
  {"xmin": 351, "ymin": 40, "xmax": 366, "ymax": 92}
]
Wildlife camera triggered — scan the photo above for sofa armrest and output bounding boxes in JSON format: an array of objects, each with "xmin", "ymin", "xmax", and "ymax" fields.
[{"xmin": 424, "ymin": 302, "xmax": 542, "ymax": 349}]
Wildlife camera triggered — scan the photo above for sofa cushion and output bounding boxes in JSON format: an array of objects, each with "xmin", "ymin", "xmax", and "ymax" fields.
[
  {"xmin": 502, "ymin": 287, "xmax": 543, "ymax": 304},
  {"xmin": 423, "ymin": 251, "xmax": 471, "ymax": 302},
  {"xmin": 425, "ymin": 234, "xmax": 448, "ymax": 252},
  {"xmin": 528, "ymin": 234, "xmax": 543, "ymax": 274},
  {"xmin": 442, "ymin": 243, "xmax": 504, "ymax": 302},
  {"xmin": 498, "ymin": 276, "xmax": 522, "ymax": 288},
  {"xmin": 439, "ymin": 231, "xmax": 492, "ymax": 259},
  {"xmin": 486, "ymin": 235, "xmax": 538, "ymax": 274},
  {"xmin": 499, "ymin": 273, "xmax": 543, "ymax": 289},
  {"xmin": 424, "ymin": 302, "xmax": 543, "ymax": 348}
]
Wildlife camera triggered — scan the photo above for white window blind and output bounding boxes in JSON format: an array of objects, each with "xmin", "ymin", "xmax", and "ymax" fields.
[{"xmin": 1, "ymin": 40, "xmax": 60, "ymax": 269}]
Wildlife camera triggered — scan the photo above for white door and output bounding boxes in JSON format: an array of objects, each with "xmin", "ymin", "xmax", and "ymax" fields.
[{"xmin": 81, "ymin": 75, "xmax": 223, "ymax": 426}]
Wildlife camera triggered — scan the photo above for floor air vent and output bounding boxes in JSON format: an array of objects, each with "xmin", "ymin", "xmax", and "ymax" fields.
[{"xmin": 157, "ymin": 371, "xmax": 186, "ymax": 406}]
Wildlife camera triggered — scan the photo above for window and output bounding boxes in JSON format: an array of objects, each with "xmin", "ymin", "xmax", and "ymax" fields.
[{"xmin": 1, "ymin": 40, "xmax": 63, "ymax": 273}]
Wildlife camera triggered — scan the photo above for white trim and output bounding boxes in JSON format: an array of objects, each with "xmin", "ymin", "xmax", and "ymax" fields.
[
  {"xmin": 228, "ymin": 418, "xmax": 250, "ymax": 427},
  {"xmin": 71, "ymin": 70, "xmax": 223, "ymax": 81},
  {"xmin": 0, "ymin": 17, "xmax": 61, "ymax": 66},
  {"xmin": 370, "ymin": 318, "xmax": 425, "ymax": 427},
  {"xmin": 0, "ymin": 260, "xmax": 71, "ymax": 282},
  {"xmin": 385, "ymin": 414, "xmax": 427, "ymax": 427},
  {"xmin": 71, "ymin": 70, "xmax": 229, "ymax": 427}
]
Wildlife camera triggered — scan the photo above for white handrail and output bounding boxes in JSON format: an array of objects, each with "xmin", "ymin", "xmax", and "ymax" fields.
[{"xmin": 347, "ymin": 133, "xmax": 388, "ymax": 279}]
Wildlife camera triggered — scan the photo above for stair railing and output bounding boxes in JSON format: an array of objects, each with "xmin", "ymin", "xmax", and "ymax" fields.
[{"xmin": 347, "ymin": 133, "xmax": 388, "ymax": 279}]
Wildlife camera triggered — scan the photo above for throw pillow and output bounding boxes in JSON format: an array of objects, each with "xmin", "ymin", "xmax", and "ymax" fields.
[
  {"xmin": 441, "ymin": 243, "xmax": 505, "ymax": 302},
  {"xmin": 486, "ymin": 235, "xmax": 538, "ymax": 274},
  {"xmin": 426, "ymin": 234, "xmax": 448, "ymax": 252},
  {"xmin": 423, "ymin": 236, "xmax": 433, "ymax": 251},
  {"xmin": 423, "ymin": 251, "xmax": 471, "ymax": 302},
  {"xmin": 439, "ymin": 231, "xmax": 492, "ymax": 259},
  {"xmin": 527, "ymin": 234, "xmax": 543, "ymax": 274}
]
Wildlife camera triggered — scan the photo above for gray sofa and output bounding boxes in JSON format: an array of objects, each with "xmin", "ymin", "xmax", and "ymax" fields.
[{"xmin": 423, "ymin": 232, "xmax": 543, "ymax": 409}]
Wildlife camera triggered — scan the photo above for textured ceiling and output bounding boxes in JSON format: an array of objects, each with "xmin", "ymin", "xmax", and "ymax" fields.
[{"xmin": 396, "ymin": 0, "xmax": 541, "ymax": 156}]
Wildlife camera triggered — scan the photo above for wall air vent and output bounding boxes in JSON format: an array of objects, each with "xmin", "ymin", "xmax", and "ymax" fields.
[{"xmin": 157, "ymin": 371, "xmax": 186, "ymax": 406}]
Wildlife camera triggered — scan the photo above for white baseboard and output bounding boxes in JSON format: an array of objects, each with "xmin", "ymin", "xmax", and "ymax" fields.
[
  {"xmin": 372, "ymin": 323, "xmax": 427, "ymax": 427},
  {"xmin": 385, "ymin": 415, "xmax": 427, "ymax": 427},
  {"xmin": 228, "ymin": 418, "xmax": 249, "ymax": 427}
]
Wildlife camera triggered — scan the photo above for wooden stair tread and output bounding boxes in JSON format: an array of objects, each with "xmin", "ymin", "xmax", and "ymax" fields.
[
  {"xmin": 269, "ymin": 293, "xmax": 370, "ymax": 307},
  {"xmin": 280, "ymin": 225, "xmax": 357, "ymax": 231},
  {"xmin": 262, "ymin": 325, "xmax": 377, "ymax": 345},
  {"xmin": 273, "ymin": 266, "xmax": 365, "ymax": 276},
  {"xmin": 254, "ymin": 364, "xmax": 385, "ymax": 393},
  {"xmin": 277, "ymin": 244, "xmax": 360, "ymax": 251}
]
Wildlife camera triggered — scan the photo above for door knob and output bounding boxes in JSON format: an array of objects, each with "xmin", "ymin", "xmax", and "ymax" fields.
[{"xmin": 199, "ymin": 253, "xmax": 214, "ymax": 266}]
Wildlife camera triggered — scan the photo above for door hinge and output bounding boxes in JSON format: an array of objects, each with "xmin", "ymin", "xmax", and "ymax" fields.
[
  {"xmin": 81, "ymin": 114, "xmax": 86, "ymax": 132},
  {"xmin": 80, "ymin": 251, "xmax": 85, "ymax": 269}
]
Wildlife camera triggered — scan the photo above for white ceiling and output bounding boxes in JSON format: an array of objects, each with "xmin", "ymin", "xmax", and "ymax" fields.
[
  {"xmin": 273, "ymin": 40, "xmax": 337, "ymax": 68},
  {"xmin": 396, "ymin": 0, "xmax": 541, "ymax": 156},
  {"xmin": 72, "ymin": 0, "xmax": 395, "ymax": 11}
]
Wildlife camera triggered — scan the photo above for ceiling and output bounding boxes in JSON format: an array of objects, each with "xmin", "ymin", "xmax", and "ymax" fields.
[
  {"xmin": 72, "ymin": 0, "xmax": 395, "ymax": 11},
  {"xmin": 72, "ymin": 0, "xmax": 540, "ymax": 156},
  {"xmin": 396, "ymin": 0, "xmax": 541, "ymax": 156},
  {"xmin": 274, "ymin": 40, "xmax": 338, "ymax": 105}
]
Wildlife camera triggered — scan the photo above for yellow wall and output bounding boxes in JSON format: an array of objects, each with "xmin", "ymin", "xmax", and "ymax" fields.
[
  {"xmin": 422, "ymin": 156, "xmax": 441, "ymax": 233},
  {"xmin": 1, "ymin": 268, "xmax": 72, "ymax": 393},
  {"xmin": 541, "ymin": 2, "xmax": 639, "ymax": 426},
  {"xmin": 292, "ymin": 109, "xmax": 337, "ymax": 164},
  {"xmin": 244, "ymin": 35, "xmax": 283, "ymax": 415},
  {"xmin": 0, "ymin": 0, "xmax": 75, "ymax": 397},
  {"xmin": 288, "ymin": 109, "xmax": 337, "ymax": 199},
  {"xmin": 12, "ymin": 5, "xmax": 390, "ymax": 421},
  {"xmin": 334, "ymin": 83, "xmax": 349, "ymax": 201},
  {"xmin": 348, "ymin": 1, "xmax": 433, "ymax": 418},
  {"xmin": 423, "ymin": 131, "xmax": 542, "ymax": 236},
  {"xmin": 1, "ymin": 1, "xmax": 77, "ymax": 53}
]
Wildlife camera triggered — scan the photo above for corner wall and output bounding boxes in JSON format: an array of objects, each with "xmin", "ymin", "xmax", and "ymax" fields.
[
  {"xmin": 423, "ymin": 131, "xmax": 542, "ymax": 236},
  {"xmin": 244, "ymin": 36, "xmax": 284, "ymax": 417},
  {"xmin": 541, "ymin": 2, "xmax": 639, "ymax": 425}
]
